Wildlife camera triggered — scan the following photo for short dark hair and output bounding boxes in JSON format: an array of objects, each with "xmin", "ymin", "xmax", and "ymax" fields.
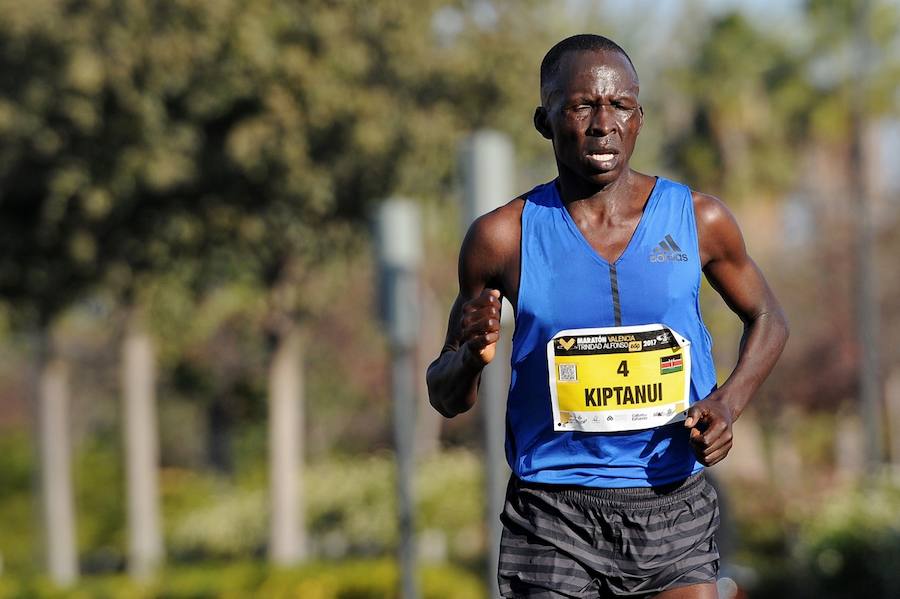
[{"xmin": 540, "ymin": 34, "xmax": 637, "ymax": 102}]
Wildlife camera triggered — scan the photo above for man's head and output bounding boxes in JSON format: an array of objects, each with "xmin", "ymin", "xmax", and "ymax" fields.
[
  {"xmin": 539, "ymin": 34, "xmax": 638, "ymax": 107},
  {"xmin": 534, "ymin": 34, "xmax": 643, "ymax": 187}
]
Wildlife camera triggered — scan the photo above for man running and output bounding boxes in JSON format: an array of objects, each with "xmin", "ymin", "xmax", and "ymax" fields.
[{"xmin": 426, "ymin": 34, "xmax": 788, "ymax": 598}]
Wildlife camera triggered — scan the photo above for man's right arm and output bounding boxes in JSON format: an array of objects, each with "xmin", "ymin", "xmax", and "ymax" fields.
[
  {"xmin": 426, "ymin": 201, "xmax": 521, "ymax": 418},
  {"xmin": 426, "ymin": 289, "xmax": 502, "ymax": 417}
]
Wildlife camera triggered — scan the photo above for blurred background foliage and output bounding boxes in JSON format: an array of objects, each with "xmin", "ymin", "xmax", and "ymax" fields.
[{"xmin": 0, "ymin": 0, "xmax": 898, "ymax": 597}]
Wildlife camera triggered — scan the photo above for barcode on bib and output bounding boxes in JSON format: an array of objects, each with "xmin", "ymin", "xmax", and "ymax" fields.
[{"xmin": 558, "ymin": 363, "xmax": 577, "ymax": 382}]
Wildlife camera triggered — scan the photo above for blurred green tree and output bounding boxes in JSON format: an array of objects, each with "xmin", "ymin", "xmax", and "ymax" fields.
[
  {"xmin": 662, "ymin": 11, "xmax": 815, "ymax": 201},
  {"xmin": 662, "ymin": 1, "xmax": 899, "ymax": 202},
  {"xmin": 0, "ymin": 0, "xmax": 558, "ymax": 575}
]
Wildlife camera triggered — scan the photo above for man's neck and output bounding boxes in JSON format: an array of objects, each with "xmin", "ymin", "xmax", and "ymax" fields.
[{"xmin": 556, "ymin": 167, "xmax": 649, "ymax": 217}]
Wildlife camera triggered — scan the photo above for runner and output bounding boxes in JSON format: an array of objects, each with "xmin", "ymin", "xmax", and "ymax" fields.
[{"xmin": 426, "ymin": 34, "xmax": 788, "ymax": 598}]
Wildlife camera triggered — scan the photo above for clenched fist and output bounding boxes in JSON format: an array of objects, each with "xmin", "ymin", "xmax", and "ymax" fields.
[{"xmin": 460, "ymin": 288, "xmax": 502, "ymax": 365}]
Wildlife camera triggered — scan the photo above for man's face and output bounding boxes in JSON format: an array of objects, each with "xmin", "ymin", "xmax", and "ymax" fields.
[{"xmin": 539, "ymin": 49, "xmax": 642, "ymax": 187}]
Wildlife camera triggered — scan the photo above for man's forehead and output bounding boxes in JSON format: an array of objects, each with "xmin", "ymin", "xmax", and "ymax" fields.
[{"xmin": 556, "ymin": 49, "xmax": 639, "ymax": 90}]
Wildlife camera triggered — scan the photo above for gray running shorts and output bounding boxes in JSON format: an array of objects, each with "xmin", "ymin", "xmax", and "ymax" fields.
[{"xmin": 498, "ymin": 471, "xmax": 719, "ymax": 598}]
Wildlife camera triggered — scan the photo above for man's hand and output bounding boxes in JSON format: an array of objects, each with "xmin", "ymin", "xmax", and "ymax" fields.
[
  {"xmin": 684, "ymin": 394, "xmax": 734, "ymax": 467},
  {"xmin": 460, "ymin": 288, "xmax": 502, "ymax": 365}
]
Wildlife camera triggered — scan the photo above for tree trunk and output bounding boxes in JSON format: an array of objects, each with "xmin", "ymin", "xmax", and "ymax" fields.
[
  {"xmin": 886, "ymin": 368, "xmax": 900, "ymax": 467},
  {"xmin": 267, "ymin": 325, "xmax": 307, "ymax": 564},
  {"xmin": 207, "ymin": 398, "xmax": 233, "ymax": 473},
  {"xmin": 36, "ymin": 332, "xmax": 78, "ymax": 585},
  {"xmin": 122, "ymin": 312, "xmax": 164, "ymax": 579}
]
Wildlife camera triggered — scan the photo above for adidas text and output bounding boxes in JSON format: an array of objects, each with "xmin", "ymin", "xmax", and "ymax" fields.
[{"xmin": 649, "ymin": 252, "xmax": 689, "ymax": 263}]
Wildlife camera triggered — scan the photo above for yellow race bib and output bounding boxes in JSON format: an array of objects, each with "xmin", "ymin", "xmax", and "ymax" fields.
[{"xmin": 547, "ymin": 324, "xmax": 691, "ymax": 432}]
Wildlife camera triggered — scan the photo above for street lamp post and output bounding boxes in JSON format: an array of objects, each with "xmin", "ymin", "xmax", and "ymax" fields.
[
  {"xmin": 377, "ymin": 198, "xmax": 422, "ymax": 599},
  {"xmin": 460, "ymin": 130, "xmax": 515, "ymax": 599}
]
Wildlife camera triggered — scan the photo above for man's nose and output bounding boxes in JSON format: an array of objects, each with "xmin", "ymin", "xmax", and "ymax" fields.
[{"xmin": 587, "ymin": 105, "xmax": 616, "ymax": 136}]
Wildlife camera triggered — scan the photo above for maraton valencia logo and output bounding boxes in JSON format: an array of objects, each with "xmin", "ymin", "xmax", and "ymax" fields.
[{"xmin": 557, "ymin": 338, "xmax": 576, "ymax": 351}]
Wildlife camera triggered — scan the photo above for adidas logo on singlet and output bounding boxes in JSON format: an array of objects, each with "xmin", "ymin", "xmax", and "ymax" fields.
[{"xmin": 649, "ymin": 235, "xmax": 689, "ymax": 263}]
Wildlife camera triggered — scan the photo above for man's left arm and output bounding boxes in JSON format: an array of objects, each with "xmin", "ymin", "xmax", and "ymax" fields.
[{"xmin": 686, "ymin": 192, "xmax": 790, "ymax": 466}]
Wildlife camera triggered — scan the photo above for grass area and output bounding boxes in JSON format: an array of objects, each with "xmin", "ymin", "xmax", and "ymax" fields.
[{"xmin": 0, "ymin": 559, "xmax": 487, "ymax": 599}]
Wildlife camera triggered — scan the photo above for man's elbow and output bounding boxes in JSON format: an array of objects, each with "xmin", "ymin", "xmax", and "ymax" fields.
[
  {"xmin": 765, "ymin": 308, "xmax": 790, "ymax": 360},
  {"xmin": 429, "ymin": 395, "xmax": 456, "ymax": 419},
  {"xmin": 427, "ymin": 386, "xmax": 458, "ymax": 419},
  {"xmin": 753, "ymin": 306, "xmax": 790, "ymax": 338},
  {"xmin": 776, "ymin": 308, "xmax": 790, "ymax": 345},
  {"xmin": 425, "ymin": 365, "xmax": 455, "ymax": 419}
]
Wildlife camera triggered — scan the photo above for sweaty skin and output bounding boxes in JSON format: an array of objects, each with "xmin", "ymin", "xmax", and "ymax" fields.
[{"xmin": 426, "ymin": 47, "xmax": 788, "ymax": 490}]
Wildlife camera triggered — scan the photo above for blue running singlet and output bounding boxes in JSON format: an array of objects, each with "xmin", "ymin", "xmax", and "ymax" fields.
[{"xmin": 507, "ymin": 177, "xmax": 717, "ymax": 488}]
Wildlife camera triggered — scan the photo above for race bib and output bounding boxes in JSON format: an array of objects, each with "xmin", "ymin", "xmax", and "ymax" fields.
[{"xmin": 547, "ymin": 324, "xmax": 691, "ymax": 432}]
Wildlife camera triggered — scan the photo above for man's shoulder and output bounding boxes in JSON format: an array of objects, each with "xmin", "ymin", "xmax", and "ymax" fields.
[
  {"xmin": 682, "ymin": 188, "xmax": 744, "ymax": 266},
  {"xmin": 459, "ymin": 195, "xmax": 526, "ymax": 295},
  {"xmin": 646, "ymin": 174, "xmax": 693, "ymax": 197},
  {"xmin": 461, "ymin": 195, "xmax": 525, "ymax": 266},
  {"xmin": 464, "ymin": 179, "xmax": 561, "ymax": 255},
  {"xmin": 480, "ymin": 195, "xmax": 527, "ymax": 223},
  {"xmin": 648, "ymin": 173, "xmax": 729, "ymax": 223},
  {"xmin": 646, "ymin": 176, "xmax": 737, "ymax": 245},
  {"xmin": 688, "ymin": 189, "xmax": 735, "ymax": 232},
  {"xmin": 466, "ymin": 196, "xmax": 526, "ymax": 244}
]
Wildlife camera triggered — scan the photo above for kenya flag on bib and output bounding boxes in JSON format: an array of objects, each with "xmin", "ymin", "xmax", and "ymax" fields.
[{"xmin": 660, "ymin": 354, "xmax": 683, "ymax": 374}]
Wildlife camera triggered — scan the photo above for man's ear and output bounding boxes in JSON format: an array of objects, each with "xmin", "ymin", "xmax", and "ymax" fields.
[{"xmin": 533, "ymin": 106, "xmax": 552, "ymax": 140}]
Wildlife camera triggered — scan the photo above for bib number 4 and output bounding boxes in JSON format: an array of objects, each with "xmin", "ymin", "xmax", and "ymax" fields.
[{"xmin": 547, "ymin": 324, "xmax": 691, "ymax": 432}]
